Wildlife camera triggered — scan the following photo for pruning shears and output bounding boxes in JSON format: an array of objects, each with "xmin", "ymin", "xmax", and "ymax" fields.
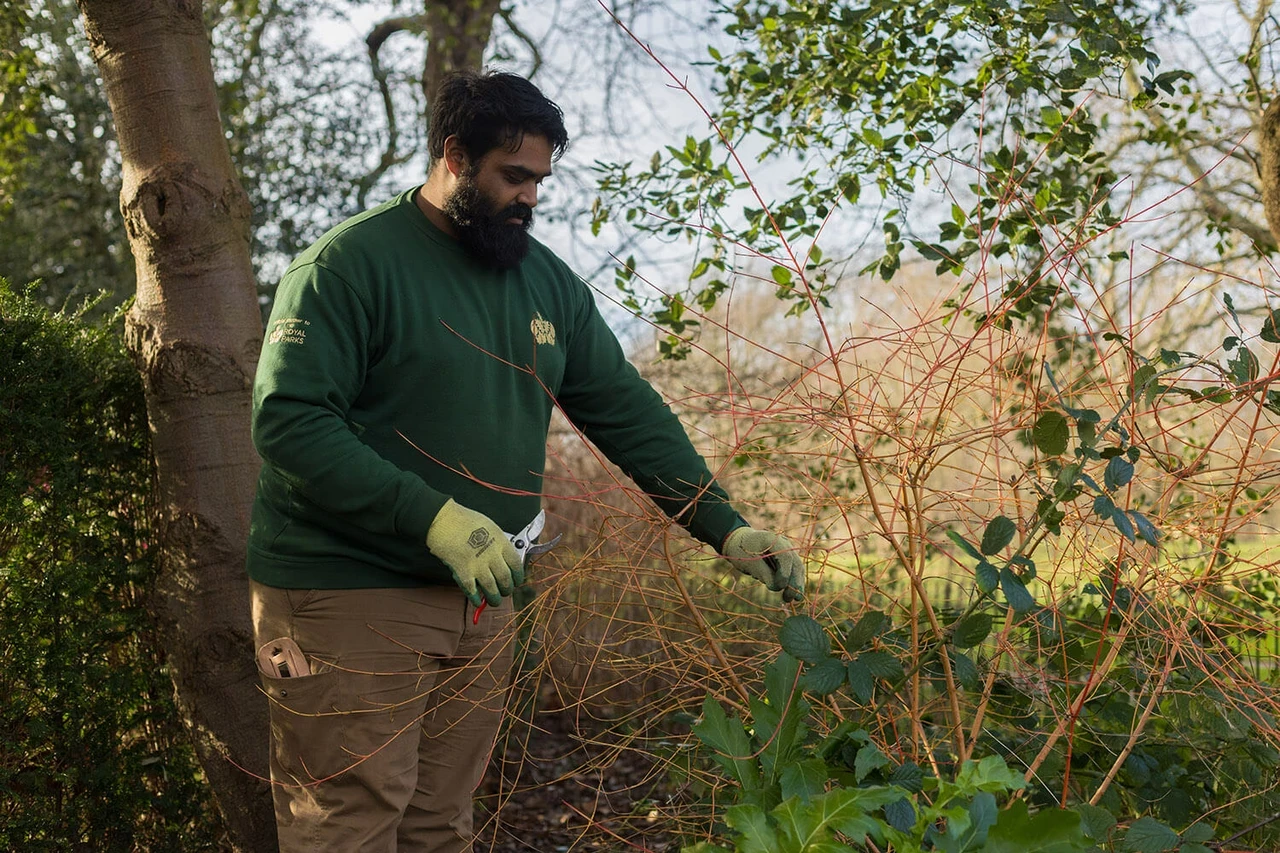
[{"xmin": 472, "ymin": 509, "xmax": 561, "ymax": 624}]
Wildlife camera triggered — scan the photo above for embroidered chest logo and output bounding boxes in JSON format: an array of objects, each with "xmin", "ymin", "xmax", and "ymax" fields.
[
  {"xmin": 268, "ymin": 317, "xmax": 310, "ymax": 346},
  {"xmin": 530, "ymin": 312, "xmax": 556, "ymax": 346}
]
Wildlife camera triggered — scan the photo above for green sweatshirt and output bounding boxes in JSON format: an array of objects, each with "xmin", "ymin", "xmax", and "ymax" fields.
[{"xmin": 247, "ymin": 187, "xmax": 746, "ymax": 588}]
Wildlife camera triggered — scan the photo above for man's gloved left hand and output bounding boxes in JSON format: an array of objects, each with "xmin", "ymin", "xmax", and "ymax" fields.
[{"xmin": 722, "ymin": 526, "xmax": 805, "ymax": 603}]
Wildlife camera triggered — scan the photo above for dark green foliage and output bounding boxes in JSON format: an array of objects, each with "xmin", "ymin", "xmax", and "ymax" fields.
[{"xmin": 0, "ymin": 282, "xmax": 224, "ymax": 849}]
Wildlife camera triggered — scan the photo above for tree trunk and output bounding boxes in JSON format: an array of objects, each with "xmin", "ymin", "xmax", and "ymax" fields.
[
  {"xmin": 75, "ymin": 1, "xmax": 275, "ymax": 850},
  {"xmin": 422, "ymin": 0, "xmax": 503, "ymax": 105}
]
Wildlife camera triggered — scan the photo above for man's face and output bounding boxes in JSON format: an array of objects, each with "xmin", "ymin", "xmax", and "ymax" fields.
[{"xmin": 442, "ymin": 134, "xmax": 554, "ymax": 270}]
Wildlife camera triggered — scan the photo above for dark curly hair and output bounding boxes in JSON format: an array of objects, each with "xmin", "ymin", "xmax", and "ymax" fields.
[{"xmin": 428, "ymin": 70, "xmax": 569, "ymax": 167}]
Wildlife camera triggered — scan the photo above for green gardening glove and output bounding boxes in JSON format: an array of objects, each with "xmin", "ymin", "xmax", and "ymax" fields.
[
  {"xmin": 426, "ymin": 499, "xmax": 523, "ymax": 607},
  {"xmin": 722, "ymin": 526, "xmax": 805, "ymax": 603}
]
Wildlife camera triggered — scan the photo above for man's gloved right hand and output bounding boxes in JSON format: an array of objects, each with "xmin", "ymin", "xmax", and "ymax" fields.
[
  {"xmin": 426, "ymin": 499, "xmax": 523, "ymax": 607},
  {"xmin": 722, "ymin": 526, "xmax": 805, "ymax": 603}
]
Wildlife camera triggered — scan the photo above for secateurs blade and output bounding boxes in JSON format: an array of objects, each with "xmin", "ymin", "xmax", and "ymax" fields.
[{"xmin": 472, "ymin": 509, "xmax": 561, "ymax": 624}]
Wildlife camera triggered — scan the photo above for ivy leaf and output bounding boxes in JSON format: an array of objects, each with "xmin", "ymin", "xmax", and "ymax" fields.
[
  {"xmin": 802, "ymin": 657, "xmax": 848, "ymax": 695},
  {"xmin": 952, "ymin": 612, "xmax": 994, "ymax": 649},
  {"xmin": 780, "ymin": 615, "xmax": 831, "ymax": 663},
  {"xmin": 980, "ymin": 516, "xmax": 1017, "ymax": 555},
  {"xmin": 1000, "ymin": 568, "xmax": 1035, "ymax": 612},
  {"xmin": 1033, "ymin": 411, "xmax": 1070, "ymax": 455},
  {"xmin": 1123, "ymin": 816, "xmax": 1180, "ymax": 852}
]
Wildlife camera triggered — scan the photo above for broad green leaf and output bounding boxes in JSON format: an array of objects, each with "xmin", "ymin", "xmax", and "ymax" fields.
[
  {"xmin": 1180, "ymin": 823, "xmax": 1213, "ymax": 844},
  {"xmin": 847, "ymin": 659, "xmax": 874, "ymax": 702},
  {"xmin": 1113, "ymin": 509, "xmax": 1136, "ymax": 543},
  {"xmin": 780, "ymin": 758, "xmax": 829, "ymax": 803},
  {"xmin": 983, "ymin": 800, "xmax": 1088, "ymax": 852},
  {"xmin": 693, "ymin": 695, "xmax": 760, "ymax": 790},
  {"xmin": 1131, "ymin": 364, "xmax": 1157, "ymax": 401},
  {"xmin": 775, "ymin": 787, "xmax": 899, "ymax": 850},
  {"xmin": 1000, "ymin": 568, "xmax": 1035, "ymax": 612},
  {"xmin": 952, "ymin": 612, "xmax": 994, "ymax": 648},
  {"xmin": 855, "ymin": 743, "xmax": 891, "ymax": 782},
  {"xmin": 889, "ymin": 760, "xmax": 924, "ymax": 793},
  {"xmin": 845, "ymin": 610, "xmax": 889, "ymax": 647},
  {"xmin": 976, "ymin": 561, "xmax": 999, "ymax": 594},
  {"xmin": 771, "ymin": 264, "xmax": 794, "ymax": 286},
  {"xmin": 961, "ymin": 791, "xmax": 998, "ymax": 848},
  {"xmin": 724, "ymin": 803, "xmax": 782, "ymax": 853},
  {"xmin": 883, "ymin": 797, "xmax": 916, "ymax": 832},
  {"xmin": 1262, "ymin": 309, "xmax": 1280, "ymax": 343},
  {"xmin": 980, "ymin": 516, "xmax": 1017, "ymax": 555},
  {"xmin": 1076, "ymin": 803, "xmax": 1117, "ymax": 840},
  {"xmin": 858, "ymin": 651, "xmax": 904, "ymax": 680},
  {"xmin": 947, "ymin": 530, "xmax": 983, "ymax": 561},
  {"xmin": 1129, "ymin": 510, "xmax": 1158, "ymax": 546},
  {"xmin": 1033, "ymin": 411, "xmax": 1070, "ymax": 455},
  {"xmin": 802, "ymin": 658, "xmax": 847, "ymax": 695},
  {"xmin": 955, "ymin": 755, "xmax": 1027, "ymax": 793},
  {"xmin": 1104, "ymin": 457, "xmax": 1135, "ymax": 491},
  {"xmin": 1123, "ymin": 817, "xmax": 1180, "ymax": 852},
  {"xmin": 949, "ymin": 649, "xmax": 980, "ymax": 690},
  {"xmin": 780, "ymin": 616, "xmax": 831, "ymax": 664}
]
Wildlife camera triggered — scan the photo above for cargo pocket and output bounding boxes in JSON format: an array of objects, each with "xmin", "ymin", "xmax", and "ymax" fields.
[{"xmin": 260, "ymin": 666, "xmax": 348, "ymax": 785}]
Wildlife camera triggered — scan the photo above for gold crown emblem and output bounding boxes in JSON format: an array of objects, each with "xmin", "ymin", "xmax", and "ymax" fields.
[{"xmin": 531, "ymin": 312, "xmax": 556, "ymax": 346}]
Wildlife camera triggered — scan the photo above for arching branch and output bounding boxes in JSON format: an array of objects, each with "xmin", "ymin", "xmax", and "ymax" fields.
[{"xmin": 356, "ymin": 14, "xmax": 426, "ymax": 209}]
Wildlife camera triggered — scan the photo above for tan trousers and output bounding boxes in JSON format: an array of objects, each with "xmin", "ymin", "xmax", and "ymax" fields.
[{"xmin": 250, "ymin": 581, "xmax": 515, "ymax": 853}]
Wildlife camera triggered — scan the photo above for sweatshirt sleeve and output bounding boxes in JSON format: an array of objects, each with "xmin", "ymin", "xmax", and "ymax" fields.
[
  {"xmin": 251, "ymin": 261, "xmax": 449, "ymax": 543},
  {"xmin": 555, "ymin": 280, "xmax": 747, "ymax": 551}
]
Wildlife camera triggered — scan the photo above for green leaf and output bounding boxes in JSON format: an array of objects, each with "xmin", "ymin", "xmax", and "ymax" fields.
[
  {"xmin": 1076, "ymin": 803, "xmax": 1117, "ymax": 840},
  {"xmin": 1113, "ymin": 510, "xmax": 1136, "ymax": 543},
  {"xmin": 780, "ymin": 758, "xmax": 829, "ymax": 803},
  {"xmin": 1129, "ymin": 511, "xmax": 1159, "ymax": 546},
  {"xmin": 1000, "ymin": 568, "xmax": 1035, "ymax": 612},
  {"xmin": 855, "ymin": 744, "xmax": 891, "ymax": 782},
  {"xmin": 1180, "ymin": 823, "xmax": 1213, "ymax": 844},
  {"xmin": 693, "ymin": 695, "xmax": 760, "ymax": 789},
  {"xmin": 681, "ymin": 844, "xmax": 732, "ymax": 853},
  {"xmin": 980, "ymin": 516, "xmax": 1017, "ymax": 555},
  {"xmin": 845, "ymin": 610, "xmax": 888, "ymax": 648},
  {"xmin": 1104, "ymin": 457, "xmax": 1135, "ymax": 491},
  {"xmin": 724, "ymin": 803, "xmax": 781, "ymax": 853},
  {"xmin": 847, "ymin": 660, "xmax": 874, "ymax": 702},
  {"xmin": 1034, "ymin": 411, "xmax": 1070, "ymax": 455},
  {"xmin": 1123, "ymin": 816, "xmax": 1180, "ymax": 852},
  {"xmin": 889, "ymin": 761, "xmax": 924, "ymax": 793},
  {"xmin": 771, "ymin": 264, "xmax": 794, "ymax": 286},
  {"xmin": 949, "ymin": 649, "xmax": 980, "ymax": 690},
  {"xmin": 802, "ymin": 658, "xmax": 848, "ymax": 695},
  {"xmin": 984, "ymin": 800, "xmax": 1087, "ymax": 852},
  {"xmin": 858, "ymin": 651, "xmax": 904, "ymax": 681},
  {"xmin": 1131, "ymin": 364, "xmax": 1157, "ymax": 401},
  {"xmin": 976, "ymin": 560, "xmax": 999, "ymax": 594},
  {"xmin": 963, "ymin": 791, "xmax": 999, "ymax": 847},
  {"xmin": 947, "ymin": 530, "xmax": 983, "ymax": 561},
  {"xmin": 780, "ymin": 615, "xmax": 831, "ymax": 664},
  {"xmin": 1262, "ymin": 309, "xmax": 1280, "ymax": 343},
  {"xmin": 952, "ymin": 612, "xmax": 994, "ymax": 648},
  {"xmin": 883, "ymin": 797, "xmax": 916, "ymax": 832},
  {"xmin": 956, "ymin": 755, "xmax": 1027, "ymax": 793}
]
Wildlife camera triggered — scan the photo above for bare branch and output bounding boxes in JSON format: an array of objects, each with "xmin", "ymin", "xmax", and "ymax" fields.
[
  {"xmin": 356, "ymin": 15, "xmax": 426, "ymax": 209},
  {"xmin": 498, "ymin": 5, "xmax": 543, "ymax": 78}
]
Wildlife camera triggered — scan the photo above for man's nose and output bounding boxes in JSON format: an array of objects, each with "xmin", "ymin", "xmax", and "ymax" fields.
[{"xmin": 516, "ymin": 185, "xmax": 538, "ymax": 209}]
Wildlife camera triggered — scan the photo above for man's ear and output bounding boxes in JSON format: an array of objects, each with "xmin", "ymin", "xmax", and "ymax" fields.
[{"xmin": 442, "ymin": 135, "xmax": 470, "ymax": 178}]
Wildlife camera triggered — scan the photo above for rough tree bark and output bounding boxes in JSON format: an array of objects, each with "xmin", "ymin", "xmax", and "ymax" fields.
[
  {"xmin": 1259, "ymin": 98, "xmax": 1280, "ymax": 248},
  {"xmin": 74, "ymin": 1, "xmax": 275, "ymax": 850}
]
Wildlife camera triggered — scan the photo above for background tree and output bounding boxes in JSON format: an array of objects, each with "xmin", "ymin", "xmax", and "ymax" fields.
[{"xmin": 73, "ymin": 0, "xmax": 274, "ymax": 849}]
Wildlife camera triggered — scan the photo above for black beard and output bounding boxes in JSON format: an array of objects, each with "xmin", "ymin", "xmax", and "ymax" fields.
[{"xmin": 442, "ymin": 179, "xmax": 534, "ymax": 270}]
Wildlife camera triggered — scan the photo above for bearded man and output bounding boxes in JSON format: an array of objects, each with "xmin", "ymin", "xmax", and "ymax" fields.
[{"xmin": 246, "ymin": 70, "xmax": 804, "ymax": 852}]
